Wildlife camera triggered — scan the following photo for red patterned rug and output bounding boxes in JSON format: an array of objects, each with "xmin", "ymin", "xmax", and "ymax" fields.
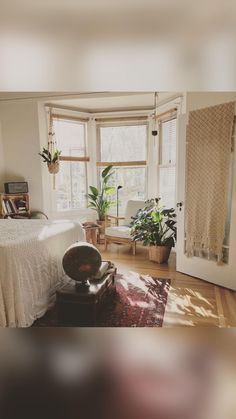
[
  {"xmin": 34, "ymin": 274, "xmax": 171, "ymax": 327},
  {"xmin": 99, "ymin": 273, "xmax": 170, "ymax": 327}
]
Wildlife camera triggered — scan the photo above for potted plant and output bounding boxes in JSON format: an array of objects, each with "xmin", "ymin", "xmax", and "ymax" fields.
[
  {"xmin": 39, "ymin": 147, "xmax": 62, "ymax": 174},
  {"xmin": 130, "ymin": 198, "xmax": 177, "ymax": 263},
  {"xmin": 88, "ymin": 165, "xmax": 116, "ymax": 233}
]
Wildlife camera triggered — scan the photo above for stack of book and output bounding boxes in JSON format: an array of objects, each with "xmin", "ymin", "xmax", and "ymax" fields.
[
  {"xmin": 2, "ymin": 198, "xmax": 27, "ymax": 215},
  {"xmin": 15, "ymin": 199, "xmax": 27, "ymax": 214}
]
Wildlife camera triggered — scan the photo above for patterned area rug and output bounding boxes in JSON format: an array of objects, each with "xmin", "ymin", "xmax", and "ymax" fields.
[{"xmin": 33, "ymin": 273, "xmax": 171, "ymax": 327}]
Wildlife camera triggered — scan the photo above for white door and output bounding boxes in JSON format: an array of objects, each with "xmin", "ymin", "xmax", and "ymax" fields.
[{"xmin": 176, "ymin": 114, "xmax": 236, "ymax": 291}]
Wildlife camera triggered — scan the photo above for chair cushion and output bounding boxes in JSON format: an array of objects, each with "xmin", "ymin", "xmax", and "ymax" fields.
[
  {"xmin": 105, "ymin": 226, "xmax": 131, "ymax": 239},
  {"xmin": 124, "ymin": 200, "xmax": 146, "ymax": 225}
]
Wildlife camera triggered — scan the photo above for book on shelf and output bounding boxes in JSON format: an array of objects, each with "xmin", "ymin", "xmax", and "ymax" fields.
[
  {"xmin": 2, "ymin": 200, "xmax": 7, "ymax": 214},
  {"xmin": 8, "ymin": 200, "xmax": 16, "ymax": 214},
  {"xmin": 1, "ymin": 193, "xmax": 29, "ymax": 217},
  {"xmin": 15, "ymin": 199, "xmax": 27, "ymax": 213},
  {"xmin": 2, "ymin": 198, "xmax": 27, "ymax": 215},
  {"xmin": 5, "ymin": 200, "xmax": 12, "ymax": 214}
]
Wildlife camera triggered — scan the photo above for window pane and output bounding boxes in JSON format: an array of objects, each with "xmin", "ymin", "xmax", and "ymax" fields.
[
  {"xmin": 160, "ymin": 119, "xmax": 176, "ymax": 165},
  {"xmin": 99, "ymin": 166, "xmax": 146, "ymax": 215},
  {"xmin": 56, "ymin": 162, "xmax": 87, "ymax": 211},
  {"xmin": 54, "ymin": 119, "xmax": 86, "ymax": 157},
  {"xmin": 100, "ymin": 125, "xmax": 147, "ymax": 161},
  {"xmin": 159, "ymin": 167, "xmax": 176, "ymax": 208}
]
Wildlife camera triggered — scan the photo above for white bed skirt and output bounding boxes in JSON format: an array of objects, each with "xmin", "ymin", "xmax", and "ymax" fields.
[{"xmin": 0, "ymin": 219, "xmax": 85, "ymax": 327}]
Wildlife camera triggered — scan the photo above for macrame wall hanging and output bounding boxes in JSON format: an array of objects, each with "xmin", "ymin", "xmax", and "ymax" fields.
[
  {"xmin": 39, "ymin": 108, "xmax": 62, "ymax": 189},
  {"xmin": 185, "ymin": 101, "xmax": 235, "ymax": 264}
]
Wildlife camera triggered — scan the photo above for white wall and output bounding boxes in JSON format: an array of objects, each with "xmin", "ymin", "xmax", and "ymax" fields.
[
  {"xmin": 0, "ymin": 119, "xmax": 5, "ymax": 188},
  {"xmin": 0, "ymin": 101, "xmax": 44, "ymax": 210},
  {"xmin": 186, "ymin": 92, "xmax": 236, "ymax": 113}
]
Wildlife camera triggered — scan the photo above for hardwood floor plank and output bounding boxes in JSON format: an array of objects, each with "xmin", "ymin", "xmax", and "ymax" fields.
[{"xmin": 99, "ymin": 244, "xmax": 236, "ymax": 327}]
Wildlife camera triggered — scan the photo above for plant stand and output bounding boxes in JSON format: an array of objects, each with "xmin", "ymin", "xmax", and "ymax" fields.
[{"xmin": 82, "ymin": 222, "xmax": 100, "ymax": 246}]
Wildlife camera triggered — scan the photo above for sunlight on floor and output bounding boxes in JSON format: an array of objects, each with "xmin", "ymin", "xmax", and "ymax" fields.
[{"xmin": 167, "ymin": 287, "xmax": 219, "ymax": 322}]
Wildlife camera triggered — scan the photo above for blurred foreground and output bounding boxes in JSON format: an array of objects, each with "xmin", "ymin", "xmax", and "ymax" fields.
[{"xmin": 0, "ymin": 329, "xmax": 235, "ymax": 419}]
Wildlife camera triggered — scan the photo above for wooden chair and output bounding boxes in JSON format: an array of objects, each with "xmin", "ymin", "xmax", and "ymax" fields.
[{"xmin": 104, "ymin": 200, "xmax": 145, "ymax": 255}]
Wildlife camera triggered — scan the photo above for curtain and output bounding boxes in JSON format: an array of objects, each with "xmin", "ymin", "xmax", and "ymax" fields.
[{"xmin": 185, "ymin": 101, "xmax": 235, "ymax": 263}]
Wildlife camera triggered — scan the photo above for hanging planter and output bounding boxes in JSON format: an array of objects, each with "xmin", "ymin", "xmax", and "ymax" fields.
[
  {"xmin": 47, "ymin": 160, "xmax": 60, "ymax": 174},
  {"xmin": 39, "ymin": 108, "xmax": 62, "ymax": 188},
  {"xmin": 39, "ymin": 147, "xmax": 62, "ymax": 172}
]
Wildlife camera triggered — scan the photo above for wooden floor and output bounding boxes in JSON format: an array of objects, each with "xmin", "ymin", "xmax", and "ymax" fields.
[{"xmin": 99, "ymin": 244, "xmax": 236, "ymax": 327}]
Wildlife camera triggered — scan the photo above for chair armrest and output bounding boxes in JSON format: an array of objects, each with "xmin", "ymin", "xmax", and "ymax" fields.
[{"xmin": 105, "ymin": 214, "xmax": 125, "ymax": 226}]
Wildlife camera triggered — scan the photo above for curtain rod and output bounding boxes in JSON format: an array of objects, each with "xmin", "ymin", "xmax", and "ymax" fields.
[
  {"xmin": 154, "ymin": 107, "xmax": 178, "ymax": 120},
  {"xmin": 52, "ymin": 113, "xmax": 89, "ymax": 122},
  {"xmin": 95, "ymin": 116, "xmax": 148, "ymax": 123}
]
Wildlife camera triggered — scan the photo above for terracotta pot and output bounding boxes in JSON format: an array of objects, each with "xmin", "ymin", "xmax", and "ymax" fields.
[
  {"xmin": 149, "ymin": 245, "xmax": 171, "ymax": 264},
  {"xmin": 47, "ymin": 161, "xmax": 60, "ymax": 174}
]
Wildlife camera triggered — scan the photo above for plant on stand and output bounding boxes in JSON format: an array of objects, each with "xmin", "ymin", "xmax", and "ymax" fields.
[
  {"xmin": 130, "ymin": 198, "xmax": 177, "ymax": 263},
  {"xmin": 88, "ymin": 165, "xmax": 116, "ymax": 234}
]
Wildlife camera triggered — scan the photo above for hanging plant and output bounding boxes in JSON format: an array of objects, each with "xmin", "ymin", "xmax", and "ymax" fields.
[
  {"xmin": 39, "ymin": 108, "xmax": 62, "ymax": 176},
  {"xmin": 39, "ymin": 148, "xmax": 62, "ymax": 174}
]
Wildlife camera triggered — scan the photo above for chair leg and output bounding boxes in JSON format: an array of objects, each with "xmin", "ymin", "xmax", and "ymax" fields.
[{"xmin": 104, "ymin": 237, "xmax": 108, "ymax": 251}]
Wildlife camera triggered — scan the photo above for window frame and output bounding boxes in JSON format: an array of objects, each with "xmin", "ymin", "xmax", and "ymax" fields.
[
  {"xmin": 157, "ymin": 115, "xmax": 177, "ymax": 208},
  {"xmin": 96, "ymin": 120, "xmax": 149, "ymax": 205},
  {"xmin": 52, "ymin": 113, "xmax": 90, "ymax": 212}
]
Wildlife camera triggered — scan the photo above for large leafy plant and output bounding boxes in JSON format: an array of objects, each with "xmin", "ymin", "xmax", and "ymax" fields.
[
  {"xmin": 88, "ymin": 165, "xmax": 116, "ymax": 221},
  {"xmin": 131, "ymin": 198, "xmax": 177, "ymax": 247},
  {"xmin": 39, "ymin": 147, "xmax": 61, "ymax": 163}
]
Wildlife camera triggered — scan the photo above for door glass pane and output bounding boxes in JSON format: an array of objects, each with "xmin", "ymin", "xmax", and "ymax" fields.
[
  {"xmin": 100, "ymin": 125, "xmax": 147, "ymax": 161},
  {"xmin": 159, "ymin": 167, "xmax": 176, "ymax": 209},
  {"xmin": 160, "ymin": 119, "xmax": 176, "ymax": 165},
  {"xmin": 56, "ymin": 161, "xmax": 87, "ymax": 211}
]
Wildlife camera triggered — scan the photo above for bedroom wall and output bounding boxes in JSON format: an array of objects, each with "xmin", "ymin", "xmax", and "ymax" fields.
[
  {"xmin": 0, "ymin": 101, "xmax": 44, "ymax": 210},
  {"xmin": 186, "ymin": 92, "xmax": 236, "ymax": 113},
  {"xmin": 0, "ymin": 115, "xmax": 5, "ymax": 187},
  {"xmin": 0, "ymin": 120, "xmax": 5, "ymax": 189}
]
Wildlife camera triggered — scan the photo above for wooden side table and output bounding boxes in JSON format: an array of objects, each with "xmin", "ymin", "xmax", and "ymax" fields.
[
  {"xmin": 82, "ymin": 222, "xmax": 101, "ymax": 246},
  {"xmin": 56, "ymin": 270, "xmax": 117, "ymax": 326}
]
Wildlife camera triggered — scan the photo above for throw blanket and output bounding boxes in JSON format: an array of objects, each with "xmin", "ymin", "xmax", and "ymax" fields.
[
  {"xmin": 185, "ymin": 101, "xmax": 235, "ymax": 263},
  {"xmin": 0, "ymin": 219, "xmax": 85, "ymax": 327}
]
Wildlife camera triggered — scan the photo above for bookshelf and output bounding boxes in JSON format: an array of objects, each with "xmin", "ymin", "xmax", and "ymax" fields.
[{"xmin": 0, "ymin": 193, "xmax": 30, "ymax": 218}]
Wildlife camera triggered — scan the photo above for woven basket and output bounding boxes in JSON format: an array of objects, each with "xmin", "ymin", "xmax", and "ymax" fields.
[
  {"xmin": 47, "ymin": 161, "xmax": 60, "ymax": 174},
  {"xmin": 149, "ymin": 245, "xmax": 171, "ymax": 264}
]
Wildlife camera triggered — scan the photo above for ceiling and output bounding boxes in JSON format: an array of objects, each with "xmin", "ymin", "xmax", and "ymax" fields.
[{"xmin": 0, "ymin": 92, "xmax": 181, "ymax": 113}]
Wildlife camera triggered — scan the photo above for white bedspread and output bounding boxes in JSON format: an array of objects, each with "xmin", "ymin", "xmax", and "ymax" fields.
[{"xmin": 0, "ymin": 219, "xmax": 85, "ymax": 327}]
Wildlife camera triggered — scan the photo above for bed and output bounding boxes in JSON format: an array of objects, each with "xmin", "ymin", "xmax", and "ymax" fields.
[{"xmin": 0, "ymin": 219, "xmax": 85, "ymax": 327}]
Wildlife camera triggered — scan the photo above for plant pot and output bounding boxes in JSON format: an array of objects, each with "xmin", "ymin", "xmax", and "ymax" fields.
[
  {"xmin": 149, "ymin": 245, "xmax": 171, "ymax": 264},
  {"xmin": 47, "ymin": 161, "xmax": 60, "ymax": 174}
]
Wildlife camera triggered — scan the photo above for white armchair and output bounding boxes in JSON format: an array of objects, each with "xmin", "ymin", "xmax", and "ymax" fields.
[{"xmin": 104, "ymin": 200, "xmax": 145, "ymax": 255}]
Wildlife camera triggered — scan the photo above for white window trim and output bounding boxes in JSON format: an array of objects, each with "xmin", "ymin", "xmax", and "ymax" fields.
[
  {"xmin": 96, "ymin": 121, "xmax": 149, "ymax": 205},
  {"xmin": 157, "ymin": 117, "xmax": 177, "ymax": 207}
]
